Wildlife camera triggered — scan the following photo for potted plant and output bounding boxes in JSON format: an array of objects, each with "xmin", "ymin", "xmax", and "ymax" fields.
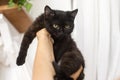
[{"xmin": 8, "ymin": 0, "xmax": 32, "ymax": 11}]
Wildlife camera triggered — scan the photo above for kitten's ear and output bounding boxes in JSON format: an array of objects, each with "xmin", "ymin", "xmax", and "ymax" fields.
[
  {"xmin": 44, "ymin": 5, "xmax": 53, "ymax": 16},
  {"xmin": 70, "ymin": 9, "xmax": 78, "ymax": 18}
]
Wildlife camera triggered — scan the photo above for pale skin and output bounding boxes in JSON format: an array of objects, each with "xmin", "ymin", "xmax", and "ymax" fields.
[{"xmin": 32, "ymin": 28, "xmax": 83, "ymax": 80}]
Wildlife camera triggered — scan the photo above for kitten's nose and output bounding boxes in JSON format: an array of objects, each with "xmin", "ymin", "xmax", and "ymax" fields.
[{"xmin": 59, "ymin": 28, "xmax": 62, "ymax": 31}]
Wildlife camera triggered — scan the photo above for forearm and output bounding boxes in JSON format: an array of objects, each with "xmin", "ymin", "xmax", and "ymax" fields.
[
  {"xmin": 32, "ymin": 57, "xmax": 54, "ymax": 80},
  {"xmin": 32, "ymin": 36, "xmax": 55, "ymax": 80}
]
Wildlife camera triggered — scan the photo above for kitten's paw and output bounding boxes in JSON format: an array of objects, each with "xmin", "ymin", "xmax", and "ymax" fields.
[{"xmin": 16, "ymin": 57, "xmax": 25, "ymax": 66}]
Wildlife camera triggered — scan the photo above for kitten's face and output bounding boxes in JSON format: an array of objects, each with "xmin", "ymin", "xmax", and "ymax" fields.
[{"xmin": 44, "ymin": 6, "xmax": 78, "ymax": 39}]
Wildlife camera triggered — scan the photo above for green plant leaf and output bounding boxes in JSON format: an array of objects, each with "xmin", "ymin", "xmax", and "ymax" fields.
[
  {"xmin": 24, "ymin": 2, "xmax": 32, "ymax": 12},
  {"xmin": 8, "ymin": 0, "xmax": 15, "ymax": 7},
  {"xmin": 18, "ymin": 4, "xmax": 22, "ymax": 10},
  {"xmin": 8, "ymin": 0, "xmax": 32, "ymax": 12},
  {"xmin": 18, "ymin": 0, "xmax": 27, "ymax": 5}
]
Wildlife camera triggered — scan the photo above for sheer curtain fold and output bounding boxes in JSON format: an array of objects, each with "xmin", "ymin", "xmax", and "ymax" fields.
[
  {"xmin": 108, "ymin": 0, "xmax": 120, "ymax": 79},
  {"xmin": 97, "ymin": 0, "xmax": 111, "ymax": 80},
  {"xmin": 74, "ymin": 0, "xmax": 120, "ymax": 80}
]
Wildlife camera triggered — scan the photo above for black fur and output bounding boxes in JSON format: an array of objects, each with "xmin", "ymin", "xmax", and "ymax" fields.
[{"xmin": 16, "ymin": 5, "xmax": 85, "ymax": 80}]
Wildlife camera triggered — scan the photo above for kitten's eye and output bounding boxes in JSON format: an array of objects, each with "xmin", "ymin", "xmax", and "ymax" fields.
[
  {"xmin": 53, "ymin": 24, "xmax": 60, "ymax": 30},
  {"xmin": 65, "ymin": 25, "xmax": 71, "ymax": 29}
]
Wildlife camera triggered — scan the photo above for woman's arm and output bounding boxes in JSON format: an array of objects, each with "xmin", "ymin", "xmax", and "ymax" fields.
[{"xmin": 32, "ymin": 28, "xmax": 55, "ymax": 80}]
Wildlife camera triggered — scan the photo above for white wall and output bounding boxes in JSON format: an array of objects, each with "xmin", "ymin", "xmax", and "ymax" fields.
[{"xmin": 29, "ymin": 0, "xmax": 71, "ymax": 19}]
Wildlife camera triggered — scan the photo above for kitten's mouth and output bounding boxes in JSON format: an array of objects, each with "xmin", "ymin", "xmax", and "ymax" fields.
[
  {"xmin": 52, "ymin": 33, "xmax": 65, "ymax": 40},
  {"xmin": 52, "ymin": 33, "xmax": 61, "ymax": 38}
]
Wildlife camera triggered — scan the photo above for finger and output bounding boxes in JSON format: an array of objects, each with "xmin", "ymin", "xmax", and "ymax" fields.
[
  {"xmin": 36, "ymin": 28, "xmax": 50, "ymax": 37},
  {"xmin": 41, "ymin": 28, "xmax": 50, "ymax": 36},
  {"xmin": 70, "ymin": 66, "xmax": 83, "ymax": 80}
]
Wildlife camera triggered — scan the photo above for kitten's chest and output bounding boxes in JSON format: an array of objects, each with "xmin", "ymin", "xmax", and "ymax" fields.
[
  {"xmin": 53, "ymin": 42, "xmax": 68, "ymax": 63},
  {"xmin": 53, "ymin": 36, "xmax": 72, "ymax": 62}
]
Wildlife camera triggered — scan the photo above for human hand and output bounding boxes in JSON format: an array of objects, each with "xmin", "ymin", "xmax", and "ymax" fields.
[
  {"xmin": 33, "ymin": 28, "xmax": 55, "ymax": 80},
  {"xmin": 71, "ymin": 66, "xmax": 83, "ymax": 80},
  {"xmin": 36, "ymin": 28, "xmax": 54, "ymax": 62}
]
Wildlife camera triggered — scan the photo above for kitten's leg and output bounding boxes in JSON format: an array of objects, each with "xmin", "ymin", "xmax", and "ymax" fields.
[
  {"xmin": 17, "ymin": 25, "xmax": 43, "ymax": 66},
  {"xmin": 52, "ymin": 61, "xmax": 60, "ymax": 74},
  {"xmin": 16, "ymin": 32, "xmax": 36, "ymax": 65},
  {"xmin": 52, "ymin": 61, "xmax": 59, "ymax": 80},
  {"xmin": 52, "ymin": 61, "xmax": 73, "ymax": 80},
  {"xmin": 60, "ymin": 51, "xmax": 85, "ymax": 80}
]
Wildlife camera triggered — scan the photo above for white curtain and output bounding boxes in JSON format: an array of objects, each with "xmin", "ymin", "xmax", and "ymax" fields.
[{"xmin": 73, "ymin": 0, "xmax": 120, "ymax": 80}]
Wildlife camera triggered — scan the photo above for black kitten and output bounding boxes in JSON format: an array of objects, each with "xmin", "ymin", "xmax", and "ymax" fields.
[{"xmin": 16, "ymin": 5, "xmax": 85, "ymax": 80}]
